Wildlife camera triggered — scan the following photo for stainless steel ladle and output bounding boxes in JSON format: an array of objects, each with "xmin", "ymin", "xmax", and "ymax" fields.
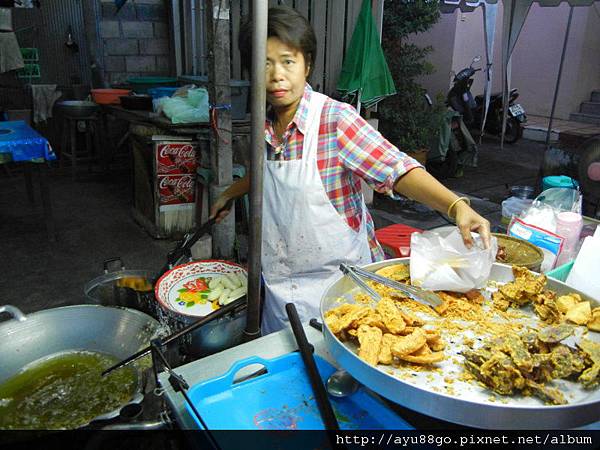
[{"xmin": 326, "ymin": 369, "xmax": 360, "ymax": 398}]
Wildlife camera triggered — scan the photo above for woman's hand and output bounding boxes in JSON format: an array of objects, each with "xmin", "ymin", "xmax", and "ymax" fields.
[
  {"xmin": 453, "ymin": 201, "xmax": 491, "ymax": 249},
  {"xmin": 209, "ymin": 195, "xmax": 234, "ymax": 223}
]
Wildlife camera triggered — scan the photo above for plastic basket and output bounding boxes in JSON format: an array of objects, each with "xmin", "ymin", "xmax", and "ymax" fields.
[
  {"xmin": 546, "ymin": 261, "xmax": 574, "ymax": 282},
  {"xmin": 17, "ymin": 63, "xmax": 41, "ymax": 80},
  {"xmin": 20, "ymin": 48, "xmax": 39, "ymax": 62}
]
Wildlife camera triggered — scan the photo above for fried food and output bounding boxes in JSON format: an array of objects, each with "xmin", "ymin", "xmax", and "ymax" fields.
[
  {"xmin": 399, "ymin": 351, "xmax": 445, "ymax": 365},
  {"xmin": 375, "ymin": 297, "xmax": 406, "ymax": 334},
  {"xmin": 577, "ymin": 339, "xmax": 600, "ymax": 389},
  {"xmin": 356, "ymin": 324, "xmax": 382, "ymax": 366},
  {"xmin": 556, "ymin": 294, "xmax": 581, "ymax": 314},
  {"xmin": 324, "ymin": 304, "xmax": 370, "ymax": 335},
  {"xmin": 391, "ymin": 328, "xmax": 427, "ymax": 357},
  {"xmin": 537, "ymin": 324, "xmax": 574, "ymax": 344},
  {"xmin": 378, "ymin": 333, "xmax": 401, "ymax": 365},
  {"xmin": 374, "ymin": 264, "xmax": 410, "ymax": 282},
  {"xmin": 326, "ymin": 298, "xmax": 445, "ymax": 367},
  {"xmin": 589, "ymin": 308, "xmax": 600, "ymax": 332},
  {"xmin": 565, "ymin": 301, "xmax": 592, "ymax": 325},
  {"xmin": 462, "ymin": 331, "xmax": 591, "ymax": 405},
  {"xmin": 326, "ymin": 263, "xmax": 598, "ymax": 406}
]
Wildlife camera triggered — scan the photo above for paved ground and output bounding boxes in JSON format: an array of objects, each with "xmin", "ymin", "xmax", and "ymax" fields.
[{"xmin": 0, "ymin": 136, "xmax": 545, "ymax": 314}]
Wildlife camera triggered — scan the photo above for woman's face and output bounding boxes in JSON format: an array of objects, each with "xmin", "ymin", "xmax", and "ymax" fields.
[{"xmin": 266, "ymin": 37, "xmax": 310, "ymax": 114}]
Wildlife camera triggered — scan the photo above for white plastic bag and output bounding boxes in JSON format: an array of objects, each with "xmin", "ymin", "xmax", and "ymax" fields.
[{"xmin": 409, "ymin": 227, "xmax": 498, "ymax": 293}]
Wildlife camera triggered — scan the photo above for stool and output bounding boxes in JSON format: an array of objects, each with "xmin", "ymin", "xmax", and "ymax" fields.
[
  {"xmin": 59, "ymin": 114, "xmax": 103, "ymax": 180},
  {"xmin": 375, "ymin": 223, "xmax": 423, "ymax": 259}
]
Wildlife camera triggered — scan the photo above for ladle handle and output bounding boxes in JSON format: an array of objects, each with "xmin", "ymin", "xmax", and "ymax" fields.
[{"xmin": 285, "ymin": 303, "xmax": 339, "ymax": 431}]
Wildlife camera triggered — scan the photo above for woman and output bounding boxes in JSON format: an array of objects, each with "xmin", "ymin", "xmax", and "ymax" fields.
[{"xmin": 211, "ymin": 6, "xmax": 491, "ymax": 334}]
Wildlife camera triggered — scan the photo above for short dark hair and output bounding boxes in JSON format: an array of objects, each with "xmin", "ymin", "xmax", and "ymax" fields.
[{"xmin": 239, "ymin": 6, "xmax": 317, "ymax": 79}]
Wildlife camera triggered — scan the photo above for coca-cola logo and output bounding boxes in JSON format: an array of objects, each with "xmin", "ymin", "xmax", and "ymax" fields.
[
  {"xmin": 159, "ymin": 176, "xmax": 194, "ymax": 190},
  {"xmin": 159, "ymin": 144, "xmax": 195, "ymax": 159}
]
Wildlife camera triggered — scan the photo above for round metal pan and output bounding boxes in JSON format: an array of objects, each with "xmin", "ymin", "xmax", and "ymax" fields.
[{"xmin": 320, "ymin": 258, "xmax": 600, "ymax": 429}]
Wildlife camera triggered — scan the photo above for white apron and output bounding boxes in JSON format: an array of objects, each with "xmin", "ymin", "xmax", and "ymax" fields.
[{"xmin": 261, "ymin": 91, "xmax": 373, "ymax": 334}]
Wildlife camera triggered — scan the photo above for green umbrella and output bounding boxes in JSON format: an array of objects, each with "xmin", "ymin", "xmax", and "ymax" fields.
[{"xmin": 337, "ymin": 0, "xmax": 396, "ymax": 113}]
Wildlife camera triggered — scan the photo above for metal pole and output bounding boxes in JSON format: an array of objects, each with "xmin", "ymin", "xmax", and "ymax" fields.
[
  {"xmin": 545, "ymin": 6, "xmax": 574, "ymax": 149},
  {"xmin": 244, "ymin": 0, "xmax": 268, "ymax": 342},
  {"xmin": 191, "ymin": 0, "xmax": 198, "ymax": 75}
]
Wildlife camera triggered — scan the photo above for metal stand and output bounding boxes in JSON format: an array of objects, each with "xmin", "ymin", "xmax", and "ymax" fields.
[{"xmin": 150, "ymin": 339, "xmax": 221, "ymax": 449}]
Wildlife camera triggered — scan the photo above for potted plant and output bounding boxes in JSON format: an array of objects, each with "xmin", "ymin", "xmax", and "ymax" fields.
[{"xmin": 378, "ymin": 0, "xmax": 443, "ymax": 162}]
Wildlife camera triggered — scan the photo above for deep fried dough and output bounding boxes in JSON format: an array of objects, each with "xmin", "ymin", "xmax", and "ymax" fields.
[
  {"xmin": 399, "ymin": 351, "xmax": 445, "ymax": 365},
  {"xmin": 357, "ymin": 324, "xmax": 383, "ymax": 366},
  {"xmin": 375, "ymin": 297, "xmax": 406, "ymax": 334},
  {"xmin": 391, "ymin": 328, "xmax": 427, "ymax": 357}
]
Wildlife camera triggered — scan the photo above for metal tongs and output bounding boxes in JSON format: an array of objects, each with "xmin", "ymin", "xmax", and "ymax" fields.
[{"xmin": 339, "ymin": 263, "xmax": 443, "ymax": 310}]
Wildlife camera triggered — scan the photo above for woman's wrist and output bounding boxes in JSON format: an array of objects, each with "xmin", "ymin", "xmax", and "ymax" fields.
[{"xmin": 447, "ymin": 196, "xmax": 471, "ymax": 219}]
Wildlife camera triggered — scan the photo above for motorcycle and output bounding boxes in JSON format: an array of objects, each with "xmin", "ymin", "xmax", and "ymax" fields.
[
  {"xmin": 425, "ymin": 94, "xmax": 478, "ymax": 180},
  {"xmin": 447, "ymin": 56, "xmax": 527, "ymax": 144}
]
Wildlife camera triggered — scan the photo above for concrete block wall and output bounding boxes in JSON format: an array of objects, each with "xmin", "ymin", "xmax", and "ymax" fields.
[{"xmin": 99, "ymin": 0, "xmax": 172, "ymax": 84}]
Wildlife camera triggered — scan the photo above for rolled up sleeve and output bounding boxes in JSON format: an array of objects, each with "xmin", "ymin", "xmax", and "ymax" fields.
[{"xmin": 336, "ymin": 103, "xmax": 423, "ymax": 197}]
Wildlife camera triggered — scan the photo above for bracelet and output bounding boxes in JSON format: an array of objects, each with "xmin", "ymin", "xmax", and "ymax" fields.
[{"xmin": 447, "ymin": 196, "xmax": 471, "ymax": 219}]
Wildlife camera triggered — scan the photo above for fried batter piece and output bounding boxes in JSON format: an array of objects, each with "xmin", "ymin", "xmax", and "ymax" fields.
[
  {"xmin": 357, "ymin": 324, "xmax": 383, "ymax": 366},
  {"xmin": 577, "ymin": 339, "xmax": 600, "ymax": 389},
  {"xmin": 375, "ymin": 297, "xmax": 406, "ymax": 334},
  {"xmin": 324, "ymin": 304, "xmax": 370, "ymax": 335},
  {"xmin": 374, "ymin": 264, "xmax": 410, "ymax": 282},
  {"xmin": 462, "ymin": 329, "xmax": 593, "ymax": 404},
  {"xmin": 378, "ymin": 333, "xmax": 402, "ymax": 365},
  {"xmin": 589, "ymin": 307, "xmax": 600, "ymax": 332},
  {"xmin": 537, "ymin": 323, "xmax": 574, "ymax": 344},
  {"xmin": 391, "ymin": 328, "xmax": 427, "ymax": 357}
]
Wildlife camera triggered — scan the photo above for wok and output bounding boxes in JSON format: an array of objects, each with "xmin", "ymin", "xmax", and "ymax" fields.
[
  {"xmin": 320, "ymin": 259, "xmax": 600, "ymax": 429},
  {"xmin": 0, "ymin": 304, "xmax": 162, "ymax": 427}
]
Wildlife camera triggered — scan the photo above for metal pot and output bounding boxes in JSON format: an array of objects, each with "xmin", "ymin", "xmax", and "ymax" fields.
[
  {"xmin": 0, "ymin": 304, "xmax": 162, "ymax": 428},
  {"xmin": 84, "ymin": 258, "xmax": 156, "ymax": 318},
  {"xmin": 155, "ymin": 300, "xmax": 248, "ymax": 359}
]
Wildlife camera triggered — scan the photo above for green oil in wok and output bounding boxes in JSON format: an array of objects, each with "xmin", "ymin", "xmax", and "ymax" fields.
[{"xmin": 0, "ymin": 351, "xmax": 137, "ymax": 429}]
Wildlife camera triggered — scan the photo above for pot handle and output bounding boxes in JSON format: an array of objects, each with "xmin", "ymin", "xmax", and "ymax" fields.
[
  {"xmin": 103, "ymin": 257, "xmax": 125, "ymax": 273},
  {"xmin": 0, "ymin": 305, "xmax": 27, "ymax": 322}
]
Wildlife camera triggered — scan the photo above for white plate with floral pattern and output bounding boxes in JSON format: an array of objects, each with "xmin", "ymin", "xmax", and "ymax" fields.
[{"xmin": 155, "ymin": 260, "xmax": 248, "ymax": 317}]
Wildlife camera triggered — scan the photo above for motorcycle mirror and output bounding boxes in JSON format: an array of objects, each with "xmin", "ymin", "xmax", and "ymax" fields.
[{"xmin": 472, "ymin": 55, "xmax": 482, "ymax": 65}]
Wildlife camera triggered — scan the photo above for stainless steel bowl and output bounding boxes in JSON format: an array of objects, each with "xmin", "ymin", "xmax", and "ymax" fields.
[
  {"xmin": 320, "ymin": 258, "xmax": 600, "ymax": 429},
  {"xmin": 56, "ymin": 100, "xmax": 100, "ymax": 118}
]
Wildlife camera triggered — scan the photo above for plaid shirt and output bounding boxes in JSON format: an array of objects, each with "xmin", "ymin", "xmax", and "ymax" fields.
[{"xmin": 265, "ymin": 84, "xmax": 422, "ymax": 261}]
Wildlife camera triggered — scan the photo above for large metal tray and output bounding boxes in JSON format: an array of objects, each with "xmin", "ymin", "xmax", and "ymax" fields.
[{"xmin": 320, "ymin": 258, "xmax": 600, "ymax": 429}]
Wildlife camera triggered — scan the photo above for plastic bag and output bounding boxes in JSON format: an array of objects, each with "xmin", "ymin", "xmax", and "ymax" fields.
[
  {"xmin": 158, "ymin": 87, "xmax": 209, "ymax": 124},
  {"xmin": 409, "ymin": 227, "xmax": 498, "ymax": 293},
  {"xmin": 534, "ymin": 187, "xmax": 581, "ymax": 214}
]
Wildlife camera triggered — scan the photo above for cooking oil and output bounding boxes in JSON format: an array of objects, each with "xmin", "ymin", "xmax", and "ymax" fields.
[{"xmin": 0, "ymin": 351, "xmax": 137, "ymax": 429}]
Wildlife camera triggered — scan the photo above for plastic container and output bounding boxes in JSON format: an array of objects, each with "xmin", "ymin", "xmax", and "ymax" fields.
[
  {"xmin": 127, "ymin": 76, "xmax": 177, "ymax": 94},
  {"xmin": 375, "ymin": 223, "xmax": 423, "ymax": 258},
  {"xmin": 493, "ymin": 233, "xmax": 544, "ymax": 272},
  {"xmin": 542, "ymin": 175, "xmax": 579, "ymax": 192},
  {"xmin": 510, "ymin": 185, "xmax": 535, "ymax": 199},
  {"xmin": 546, "ymin": 260, "xmax": 574, "ymax": 282},
  {"xmin": 147, "ymin": 87, "xmax": 178, "ymax": 99},
  {"xmin": 91, "ymin": 88, "xmax": 131, "ymax": 105},
  {"xmin": 556, "ymin": 212, "xmax": 583, "ymax": 247},
  {"xmin": 501, "ymin": 196, "xmax": 532, "ymax": 225}
]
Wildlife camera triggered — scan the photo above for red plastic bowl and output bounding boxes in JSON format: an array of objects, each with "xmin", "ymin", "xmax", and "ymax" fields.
[{"xmin": 91, "ymin": 89, "xmax": 132, "ymax": 105}]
